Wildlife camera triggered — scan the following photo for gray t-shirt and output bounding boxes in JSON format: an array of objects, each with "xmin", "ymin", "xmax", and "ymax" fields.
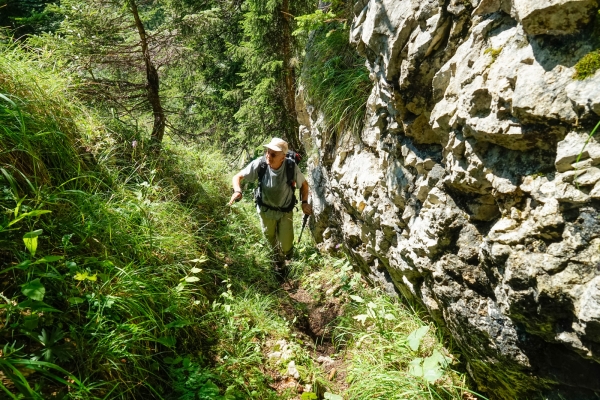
[{"xmin": 241, "ymin": 157, "xmax": 306, "ymax": 219}]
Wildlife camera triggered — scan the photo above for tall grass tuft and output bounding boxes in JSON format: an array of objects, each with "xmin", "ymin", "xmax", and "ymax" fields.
[
  {"xmin": 0, "ymin": 44, "xmax": 93, "ymax": 191},
  {"xmin": 300, "ymin": 22, "xmax": 372, "ymax": 136},
  {"xmin": 334, "ymin": 284, "xmax": 484, "ymax": 400}
]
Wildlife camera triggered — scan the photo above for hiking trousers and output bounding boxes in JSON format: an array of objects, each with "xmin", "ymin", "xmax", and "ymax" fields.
[{"xmin": 258, "ymin": 210, "xmax": 294, "ymax": 260}]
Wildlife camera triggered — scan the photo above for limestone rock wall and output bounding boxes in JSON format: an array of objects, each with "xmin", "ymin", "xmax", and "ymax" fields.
[{"xmin": 299, "ymin": 0, "xmax": 600, "ymax": 398}]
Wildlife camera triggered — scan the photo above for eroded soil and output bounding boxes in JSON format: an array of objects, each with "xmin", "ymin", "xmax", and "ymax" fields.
[{"xmin": 266, "ymin": 278, "xmax": 350, "ymax": 399}]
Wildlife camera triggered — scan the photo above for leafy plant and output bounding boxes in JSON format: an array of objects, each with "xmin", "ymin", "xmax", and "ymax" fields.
[
  {"xmin": 408, "ymin": 349, "xmax": 453, "ymax": 383},
  {"xmin": 0, "ymin": 342, "xmax": 89, "ymax": 399},
  {"xmin": 30, "ymin": 328, "xmax": 74, "ymax": 363}
]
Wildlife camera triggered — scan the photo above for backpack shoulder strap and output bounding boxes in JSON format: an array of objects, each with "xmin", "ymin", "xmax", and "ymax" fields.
[
  {"xmin": 285, "ymin": 158, "xmax": 296, "ymax": 188},
  {"xmin": 257, "ymin": 157, "xmax": 268, "ymax": 183}
]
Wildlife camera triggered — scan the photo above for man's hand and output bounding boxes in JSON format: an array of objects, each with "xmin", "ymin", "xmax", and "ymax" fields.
[
  {"xmin": 228, "ymin": 191, "xmax": 242, "ymax": 205},
  {"xmin": 229, "ymin": 173, "xmax": 244, "ymax": 206},
  {"xmin": 301, "ymin": 202, "xmax": 313, "ymax": 215}
]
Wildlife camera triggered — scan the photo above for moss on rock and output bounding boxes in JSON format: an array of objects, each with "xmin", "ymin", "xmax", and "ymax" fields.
[{"xmin": 574, "ymin": 50, "xmax": 600, "ymax": 80}]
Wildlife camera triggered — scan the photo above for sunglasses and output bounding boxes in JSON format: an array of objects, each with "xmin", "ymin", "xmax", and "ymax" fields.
[{"xmin": 266, "ymin": 150, "xmax": 283, "ymax": 157}]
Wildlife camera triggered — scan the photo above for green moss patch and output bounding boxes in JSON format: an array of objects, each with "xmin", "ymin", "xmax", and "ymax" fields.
[
  {"xmin": 574, "ymin": 50, "xmax": 600, "ymax": 80},
  {"xmin": 484, "ymin": 47, "xmax": 502, "ymax": 63}
]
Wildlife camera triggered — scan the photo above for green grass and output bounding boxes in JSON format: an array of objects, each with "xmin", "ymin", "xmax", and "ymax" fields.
[
  {"xmin": 300, "ymin": 23, "xmax": 372, "ymax": 136},
  {"xmin": 294, "ymin": 257, "xmax": 485, "ymax": 400},
  {"xmin": 0, "ymin": 41, "xmax": 283, "ymax": 398},
  {"xmin": 336, "ymin": 290, "xmax": 482, "ymax": 399}
]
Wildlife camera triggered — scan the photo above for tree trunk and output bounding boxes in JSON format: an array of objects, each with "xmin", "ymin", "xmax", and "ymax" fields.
[
  {"xmin": 281, "ymin": 0, "xmax": 303, "ymax": 154},
  {"xmin": 130, "ymin": 0, "xmax": 165, "ymax": 148}
]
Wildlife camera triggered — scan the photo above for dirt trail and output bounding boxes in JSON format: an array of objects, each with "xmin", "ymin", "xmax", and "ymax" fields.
[{"xmin": 266, "ymin": 278, "xmax": 350, "ymax": 399}]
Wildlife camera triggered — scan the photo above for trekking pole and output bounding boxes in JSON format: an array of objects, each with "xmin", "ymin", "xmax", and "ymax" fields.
[{"xmin": 298, "ymin": 204, "xmax": 310, "ymax": 244}]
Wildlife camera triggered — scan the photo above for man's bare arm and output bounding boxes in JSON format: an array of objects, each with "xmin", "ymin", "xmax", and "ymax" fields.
[
  {"xmin": 300, "ymin": 180, "xmax": 309, "ymax": 202},
  {"xmin": 300, "ymin": 180, "xmax": 312, "ymax": 215},
  {"xmin": 228, "ymin": 173, "xmax": 244, "ymax": 205}
]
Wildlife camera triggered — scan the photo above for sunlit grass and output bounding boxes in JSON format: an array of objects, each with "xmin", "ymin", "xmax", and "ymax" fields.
[
  {"xmin": 337, "ymin": 289, "xmax": 482, "ymax": 399},
  {"xmin": 300, "ymin": 23, "xmax": 372, "ymax": 136},
  {"xmin": 294, "ymin": 257, "xmax": 485, "ymax": 400}
]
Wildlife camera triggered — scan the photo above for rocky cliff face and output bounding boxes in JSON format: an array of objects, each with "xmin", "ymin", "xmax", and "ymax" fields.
[{"xmin": 299, "ymin": 0, "xmax": 600, "ymax": 398}]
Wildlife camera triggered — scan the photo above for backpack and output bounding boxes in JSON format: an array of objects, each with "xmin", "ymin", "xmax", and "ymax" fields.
[{"xmin": 255, "ymin": 150, "xmax": 302, "ymax": 213}]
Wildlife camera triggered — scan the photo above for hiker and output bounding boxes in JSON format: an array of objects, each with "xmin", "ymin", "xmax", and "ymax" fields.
[{"xmin": 228, "ymin": 137, "xmax": 312, "ymax": 269}]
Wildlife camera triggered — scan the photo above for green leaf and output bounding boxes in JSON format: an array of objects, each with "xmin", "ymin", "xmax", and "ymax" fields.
[
  {"xmin": 66, "ymin": 261, "xmax": 77, "ymax": 273},
  {"xmin": 15, "ymin": 260, "xmax": 31, "ymax": 269},
  {"xmin": 163, "ymin": 356, "xmax": 182, "ymax": 365},
  {"xmin": 301, "ymin": 393, "xmax": 318, "ymax": 400},
  {"xmin": 21, "ymin": 279, "xmax": 45, "ymax": 301},
  {"xmin": 156, "ymin": 336, "xmax": 176, "ymax": 347},
  {"xmin": 353, "ymin": 314, "xmax": 368, "ymax": 325},
  {"xmin": 0, "ymin": 92, "xmax": 16, "ymax": 107},
  {"xmin": 165, "ymin": 320, "xmax": 193, "ymax": 329},
  {"xmin": 197, "ymin": 380, "xmax": 220, "ymax": 398},
  {"xmin": 422, "ymin": 354, "xmax": 444, "ymax": 383},
  {"xmin": 73, "ymin": 272, "xmax": 97, "ymax": 281},
  {"xmin": 356, "ymin": 333, "xmax": 372, "ymax": 348},
  {"xmin": 427, "ymin": 349, "xmax": 452, "ymax": 368},
  {"xmin": 190, "ymin": 267, "xmax": 202, "ymax": 274},
  {"xmin": 8, "ymin": 210, "xmax": 51, "ymax": 226},
  {"xmin": 324, "ymin": 393, "xmax": 343, "ymax": 400},
  {"xmin": 32, "ymin": 255, "xmax": 64, "ymax": 265},
  {"xmin": 23, "ymin": 315, "xmax": 39, "ymax": 330},
  {"xmin": 349, "ymin": 295, "xmax": 364, "ymax": 302},
  {"xmin": 22, "ymin": 230, "xmax": 43, "ymax": 257},
  {"xmin": 184, "ymin": 276, "xmax": 200, "ymax": 282},
  {"xmin": 68, "ymin": 297, "xmax": 85, "ymax": 305},
  {"xmin": 18, "ymin": 299, "xmax": 61, "ymax": 313},
  {"xmin": 408, "ymin": 357, "xmax": 424, "ymax": 378},
  {"xmin": 407, "ymin": 326, "xmax": 429, "ymax": 352}
]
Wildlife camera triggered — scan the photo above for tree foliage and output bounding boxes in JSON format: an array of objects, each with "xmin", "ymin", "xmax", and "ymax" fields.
[
  {"xmin": 228, "ymin": 0, "xmax": 312, "ymax": 154},
  {"xmin": 23, "ymin": 0, "xmax": 313, "ymax": 156},
  {"xmin": 32, "ymin": 0, "xmax": 183, "ymax": 147},
  {"xmin": 160, "ymin": 1, "xmax": 245, "ymax": 150},
  {"xmin": 0, "ymin": 0, "xmax": 59, "ymax": 37}
]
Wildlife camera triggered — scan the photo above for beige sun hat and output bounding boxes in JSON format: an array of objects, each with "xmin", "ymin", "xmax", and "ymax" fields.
[{"xmin": 263, "ymin": 137, "xmax": 288, "ymax": 154}]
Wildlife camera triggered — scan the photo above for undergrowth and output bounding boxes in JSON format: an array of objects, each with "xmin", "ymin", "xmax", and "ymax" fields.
[
  {"xmin": 0, "ymin": 41, "xmax": 294, "ymax": 398},
  {"xmin": 296, "ymin": 258, "xmax": 485, "ymax": 400},
  {"xmin": 0, "ymin": 40, "xmax": 483, "ymax": 400}
]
